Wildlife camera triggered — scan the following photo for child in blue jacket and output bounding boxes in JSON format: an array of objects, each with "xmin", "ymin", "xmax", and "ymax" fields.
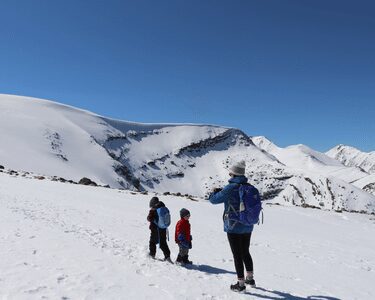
[{"xmin": 147, "ymin": 197, "xmax": 171, "ymax": 262}]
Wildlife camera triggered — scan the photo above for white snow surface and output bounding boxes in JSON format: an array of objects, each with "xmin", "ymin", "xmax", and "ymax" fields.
[
  {"xmin": 0, "ymin": 95, "xmax": 122, "ymax": 186},
  {"xmin": 1, "ymin": 172, "xmax": 375, "ymax": 299}
]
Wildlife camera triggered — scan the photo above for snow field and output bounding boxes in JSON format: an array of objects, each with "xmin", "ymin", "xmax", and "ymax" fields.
[{"xmin": 1, "ymin": 173, "xmax": 375, "ymax": 299}]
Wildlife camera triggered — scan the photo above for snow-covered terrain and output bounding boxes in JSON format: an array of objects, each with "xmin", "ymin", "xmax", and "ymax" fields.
[
  {"xmin": 1, "ymin": 94, "xmax": 375, "ymax": 214},
  {"xmin": 1, "ymin": 170, "xmax": 375, "ymax": 299},
  {"xmin": 252, "ymin": 136, "xmax": 375, "ymax": 205},
  {"xmin": 252, "ymin": 136, "xmax": 368, "ymax": 183},
  {"xmin": 327, "ymin": 145, "xmax": 375, "ymax": 174},
  {"xmin": 1, "ymin": 94, "xmax": 375, "ymax": 299},
  {"xmin": 326, "ymin": 145, "xmax": 375, "ymax": 195}
]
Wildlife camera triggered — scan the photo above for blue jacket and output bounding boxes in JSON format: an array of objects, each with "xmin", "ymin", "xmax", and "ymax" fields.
[{"xmin": 208, "ymin": 175, "xmax": 254, "ymax": 234}]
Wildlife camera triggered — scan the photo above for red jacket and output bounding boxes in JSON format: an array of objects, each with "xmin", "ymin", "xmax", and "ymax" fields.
[{"xmin": 175, "ymin": 218, "xmax": 191, "ymax": 243}]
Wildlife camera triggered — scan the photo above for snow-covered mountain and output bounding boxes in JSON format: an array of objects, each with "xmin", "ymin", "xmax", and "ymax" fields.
[
  {"xmin": 1, "ymin": 94, "xmax": 375, "ymax": 214},
  {"xmin": 0, "ymin": 94, "xmax": 276, "ymax": 193},
  {"xmin": 253, "ymin": 136, "xmax": 368, "ymax": 183},
  {"xmin": 326, "ymin": 144, "xmax": 375, "ymax": 174},
  {"xmin": 326, "ymin": 144, "xmax": 375, "ymax": 196}
]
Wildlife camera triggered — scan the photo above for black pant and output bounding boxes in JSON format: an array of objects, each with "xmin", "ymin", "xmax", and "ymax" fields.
[
  {"xmin": 227, "ymin": 232, "xmax": 253, "ymax": 279},
  {"xmin": 149, "ymin": 226, "xmax": 170, "ymax": 258}
]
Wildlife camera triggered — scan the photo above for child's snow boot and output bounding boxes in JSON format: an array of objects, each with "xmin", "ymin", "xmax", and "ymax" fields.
[{"xmin": 182, "ymin": 255, "xmax": 192, "ymax": 265}]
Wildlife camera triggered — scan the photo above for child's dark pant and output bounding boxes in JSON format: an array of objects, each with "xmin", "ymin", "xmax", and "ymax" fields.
[
  {"xmin": 149, "ymin": 226, "xmax": 170, "ymax": 258},
  {"xmin": 178, "ymin": 245, "xmax": 189, "ymax": 257},
  {"xmin": 227, "ymin": 232, "xmax": 253, "ymax": 279}
]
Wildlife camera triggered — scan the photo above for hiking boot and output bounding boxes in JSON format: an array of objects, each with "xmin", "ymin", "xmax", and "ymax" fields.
[
  {"xmin": 176, "ymin": 255, "xmax": 183, "ymax": 263},
  {"xmin": 182, "ymin": 255, "xmax": 192, "ymax": 264},
  {"xmin": 245, "ymin": 278, "xmax": 256, "ymax": 287},
  {"xmin": 230, "ymin": 282, "xmax": 246, "ymax": 292}
]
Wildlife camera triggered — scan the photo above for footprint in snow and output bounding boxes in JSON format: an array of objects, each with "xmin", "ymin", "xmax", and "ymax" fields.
[
  {"xmin": 25, "ymin": 286, "xmax": 47, "ymax": 294},
  {"xmin": 57, "ymin": 275, "xmax": 67, "ymax": 283}
]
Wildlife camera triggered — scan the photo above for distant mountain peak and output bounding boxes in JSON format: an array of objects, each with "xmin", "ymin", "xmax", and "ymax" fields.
[
  {"xmin": 252, "ymin": 136, "xmax": 279, "ymax": 152},
  {"xmin": 326, "ymin": 144, "xmax": 375, "ymax": 174}
]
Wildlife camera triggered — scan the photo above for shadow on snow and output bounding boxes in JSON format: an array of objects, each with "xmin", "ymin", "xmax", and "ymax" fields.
[
  {"xmin": 244, "ymin": 287, "xmax": 341, "ymax": 300},
  {"xmin": 184, "ymin": 264, "xmax": 236, "ymax": 275}
]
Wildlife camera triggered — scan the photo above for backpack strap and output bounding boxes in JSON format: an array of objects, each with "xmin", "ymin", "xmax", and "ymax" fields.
[
  {"xmin": 224, "ymin": 183, "xmax": 242, "ymax": 230},
  {"xmin": 226, "ymin": 183, "xmax": 245, "ymax": 214},
  {"xmin": 259, "ymin": 210, "xmax": 264, "ymax": 224},
  {"xmin": 153, "ymin": 207, "xmax": 159, "ymax": 227},
  {"xmin": 157, "ymin": 227, "xmax": 160, "ymax": 247}
]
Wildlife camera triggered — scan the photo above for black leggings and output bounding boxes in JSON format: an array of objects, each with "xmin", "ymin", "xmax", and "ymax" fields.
[
  {"xmin": 149, "ymin": 227, "xmax": 170, "ymax": 258},
  {"xmin": 227, "ymin": 232, "xmax": 253, "ymax": 279}
]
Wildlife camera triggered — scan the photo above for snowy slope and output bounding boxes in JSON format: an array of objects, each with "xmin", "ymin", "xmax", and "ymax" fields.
[
  {"xmin": 252, "ymin": 137, "xmax": 375, "ymax": 210},
  {"xmin": 326, "ymin": 144, "xmax": 375, "ymax": 174},
  {"xmin": 1, "ymin": 94, "xmax": 375, "ymax": 214},
  {"xmin": 351, "ymin": 174, "xmax": 375, "ymax": 195},
  {"xmin": 1, "ymin": 171, "xmax": 375, "ymax": 299},
  {"xmin": 0, "ymin": 95, "xmax": 124, "ymax": 187},
  {"xmin": 326, "ymin": 145, "xmax": 375, "ymax": 196}
]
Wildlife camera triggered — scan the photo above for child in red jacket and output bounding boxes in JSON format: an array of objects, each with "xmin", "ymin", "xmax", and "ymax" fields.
[{"xmin": 175, "ymin": 208, "xmax": 192, "ymax": 264}]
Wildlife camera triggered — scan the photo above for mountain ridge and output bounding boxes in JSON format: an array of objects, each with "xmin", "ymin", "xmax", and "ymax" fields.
[{"xmin": 1, "ymin": 94, "xmax": 374, "ymax": 214}]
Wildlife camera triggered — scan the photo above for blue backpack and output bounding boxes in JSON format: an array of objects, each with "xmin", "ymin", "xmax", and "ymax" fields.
[
  {"xmin": 154, "ymin": 206, "xmax": 171, "ymax": 229},
  {"xmin": 237, "ymin": 184, "xmax": 262, "ymax": 226}
]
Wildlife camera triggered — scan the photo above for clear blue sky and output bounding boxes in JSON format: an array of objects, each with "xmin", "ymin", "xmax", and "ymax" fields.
[{"xmin": 0, "ymin": 0, "xmax": 374, "ymax": 152}]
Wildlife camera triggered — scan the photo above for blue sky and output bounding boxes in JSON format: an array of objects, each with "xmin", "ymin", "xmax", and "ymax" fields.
[{"xmin": 0, "ymin": 0, "xmax": 374, "ymax": 151}]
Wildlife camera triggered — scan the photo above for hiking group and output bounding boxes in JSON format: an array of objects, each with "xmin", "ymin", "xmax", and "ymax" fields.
[{"xmin": 146, "ymin": 160, "xmax": 262, "ymax": 292}]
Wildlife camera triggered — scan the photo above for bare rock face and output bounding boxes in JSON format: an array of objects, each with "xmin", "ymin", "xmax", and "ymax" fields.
[
  {"xmin": 364, "ymin": 183, "xmax": 375, "ymax": 195},
  {"xmin": 78, "ymin": 177, "xmax": 98, "ymax": 186}
]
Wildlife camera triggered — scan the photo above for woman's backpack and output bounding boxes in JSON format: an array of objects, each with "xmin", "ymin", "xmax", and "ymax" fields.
[
  {"xmin": 226, "ymin": 184, "xmax": 262, "ymax": 227},
  {"xmin": 238, "ymin": 184, "xmax": 262, "ymax": 225}
]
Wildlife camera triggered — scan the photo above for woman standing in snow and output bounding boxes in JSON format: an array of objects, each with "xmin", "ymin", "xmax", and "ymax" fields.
[{"xmin": 208, "ymin": 160, "xmax": 256, "ymax": 292}]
